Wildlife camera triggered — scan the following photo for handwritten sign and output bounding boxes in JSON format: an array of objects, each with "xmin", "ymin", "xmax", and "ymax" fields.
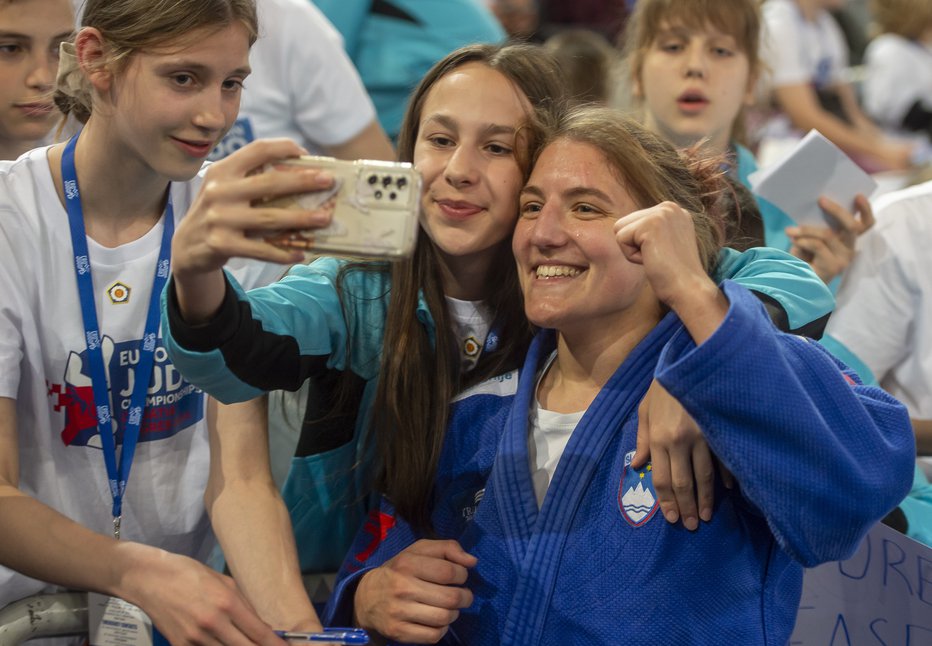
[{"xmin": 790, "ymin": 522, "xmax": 932, "ymax": 644}]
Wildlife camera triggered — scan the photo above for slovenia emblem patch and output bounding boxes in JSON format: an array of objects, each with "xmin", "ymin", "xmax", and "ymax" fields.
[{"xmin": 618, "ymin": 449, "xmax": 659, "ymax": 527}]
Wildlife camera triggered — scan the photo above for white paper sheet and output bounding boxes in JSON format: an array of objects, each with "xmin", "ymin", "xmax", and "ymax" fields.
[{"xmin": 748, "ymin": 129, "xmax": 878, "ymax": 228}]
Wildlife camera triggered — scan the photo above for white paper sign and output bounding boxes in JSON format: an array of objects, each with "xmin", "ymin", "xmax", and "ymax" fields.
[
  {"xmin": 748, "ymin": 129, "xmax": 878, "ymax": 229},
  {"xmin": 790, "ymin": 522, "xmax": 932, "ymax": 644},
  {"xmin": 88, "ymin": 592, "xmax": 154, "ymax": 646}
]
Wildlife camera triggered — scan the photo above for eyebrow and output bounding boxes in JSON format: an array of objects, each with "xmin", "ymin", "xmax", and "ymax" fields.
[
  {"xmin": 422, "ymin": 113, "xmax": 518, "ymax": 138},
  {"xmin": 656, "ymin": 25, "xmax": 736, "ymax": 44},
  {"xmin": 656, "ymin": 26, "xmax": 691, "ymax": 40},
  {"xmin": 520, "ymin": 185, "xmax": 614, "ymax": 204},
  {"xmin": 154, "ymin": 61, "xmax": 251, "ymax": 78},
  {"xmin": 0, "ymin": 30, "xmax": 74, "ymax": 40}
]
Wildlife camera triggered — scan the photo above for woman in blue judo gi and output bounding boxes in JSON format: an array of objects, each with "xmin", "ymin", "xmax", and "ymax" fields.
[
  {"xmin": 161, "ymin": 41, "xmax": 839, "ymax": 612},
  {"xmin": 323, "ymin": 107, "xmax": 917, "ymax": 645}
]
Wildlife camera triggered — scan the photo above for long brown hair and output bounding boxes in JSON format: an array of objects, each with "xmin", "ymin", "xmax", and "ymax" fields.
[
  {"xmin": 54, "ymin": 0, "xmax": 258, "ymax": 123},
  {"xmin": 374, "ymin": 43, "xmax": 565, "ymax": 530}
]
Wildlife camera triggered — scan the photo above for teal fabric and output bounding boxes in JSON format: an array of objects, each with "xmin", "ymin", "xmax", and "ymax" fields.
[
  {"xmin": 714, "ymin": 246, "xmax": 833, "ymax": 333},
  {"xmin": 901, "ymin": 464, "xmax": 932, "ymax": 548},
  {"xmin": 734, "ymin": 144, "xmax": 796, "ymax": 253},
  {"xmin": 817, "ymin": 333, "xmax": 878, "ymax": 386},
  {"xmin": 312, "ymin": 0, "xmax": 505, "ymax": 139}
]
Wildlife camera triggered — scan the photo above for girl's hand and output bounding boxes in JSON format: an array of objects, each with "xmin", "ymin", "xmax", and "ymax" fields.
[
  {"xmin": 170, "ymin": 139, "xmax": 335, "ymax": 324},
  {"xmin": 121, "ymin": 544, "xmax": 287, "ymax": 646},
  {"xmin": 354, "ymin": 539, "xmax": 476, "ymax": 644},
  {"xmin": 172, "ymin": 138, "xmax": 335, "ymax": 280},
  {"xmin": 613, "ymin": 201, "xmax": 709, "ymax": 307},
  {"xmin": 786, "ymin": 194, "xmax": 874, "ymax": 284},
  {"xmin": 614, "ymin": 201, "xmax": 727, "ymax": 343},
  {"xmin": 633, "ymin": 380, "xmax": 734, "ymax": 530}
]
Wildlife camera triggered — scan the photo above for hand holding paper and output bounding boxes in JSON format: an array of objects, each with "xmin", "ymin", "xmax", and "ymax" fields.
[
  {"xmin": 748, "ymin": 130, "xmax": 877, "ymax": 229},
  {"xmin": 748, "ymin": 130, "xmax": 877, "ymax": 283}
]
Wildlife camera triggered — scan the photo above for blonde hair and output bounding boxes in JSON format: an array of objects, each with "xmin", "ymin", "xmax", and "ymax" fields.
[
  {"xmin": 54, "ymin": 0, "xmax": 258, "ymax": 123},
  {"xmin": 870, "ymin": 0, "xmax": 932, "ymax": 39},
  {"xmin": 535, "ymin": 105, "xmax": 727, "ymax": 274}
]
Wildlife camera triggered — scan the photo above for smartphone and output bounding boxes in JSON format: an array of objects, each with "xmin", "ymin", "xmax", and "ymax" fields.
[{"xmin": 262, "ymin": 155, "xmax": 422, "ymax": 260}]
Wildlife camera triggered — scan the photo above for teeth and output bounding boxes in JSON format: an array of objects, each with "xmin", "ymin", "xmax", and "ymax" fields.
[{"xmin": 536, "ymin": 265, "xmax": 580, "ymax": 278}]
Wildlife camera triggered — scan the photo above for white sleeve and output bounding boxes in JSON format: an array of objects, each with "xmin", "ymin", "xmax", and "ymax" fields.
[
  {"xmin": 864, "ymin": 36, "xmax": 923, "ymax": 126},
  {"xmin": 762, "ymin": 0, "xmax": 809, "ymax": 87},
  {"xmin": 281, "ymin": 0, "xmax": 377, "ymax": 147},
  {"xmin": 825, "ymin": 215, "xmax": 914, "ymax": 382}
]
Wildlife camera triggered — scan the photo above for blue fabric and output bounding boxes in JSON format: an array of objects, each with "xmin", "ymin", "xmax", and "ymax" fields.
[
  {"xmin": 324, "ymin": 281, "xmax": 915, "ymax": 644},
  {"xmin": 312, "ymin": 0, "xmax": 505, "ymax": 139},
  {"xmin": 161, "ymin": 254, "xmax": 833, "ymax": 575}
]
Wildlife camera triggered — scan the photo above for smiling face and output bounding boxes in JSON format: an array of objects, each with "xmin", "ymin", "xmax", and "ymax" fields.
[
  {"xmin": 514, "ymin": 138, "xmax": 662, "ymax": 339},
  {"xmin": 635, "ymin": 22, "xmax": 753, "ymax": 154},
  {"xmin": 413, "ymin": 62, "xmax": 532, "ymax": 292},
  {"xmin": 0, "ymin": 0, "xmax": 74, "ymax": 158},
  {"xmin": 102, "ymin": 22, "xmax": 250, "ymax": 181}
]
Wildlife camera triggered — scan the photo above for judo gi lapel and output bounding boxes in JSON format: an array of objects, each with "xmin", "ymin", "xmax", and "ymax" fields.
[
  {"xmin": 499, "ymin": 315, "xmax": 681, "ymax": 645},
  {"xmin": 490, "ymin": 329, "xmax": 555, "ymax": 565}
]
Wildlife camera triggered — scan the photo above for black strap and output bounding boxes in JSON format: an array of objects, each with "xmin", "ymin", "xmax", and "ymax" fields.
[{"xmin": 371, "ymin": 0, "xmax": 421, "ymax": 24}]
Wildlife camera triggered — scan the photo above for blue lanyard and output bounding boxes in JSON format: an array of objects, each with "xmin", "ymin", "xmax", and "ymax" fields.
[{"xmin": 61, "ymin": 133, "xmax": 174, "ymax": 538}]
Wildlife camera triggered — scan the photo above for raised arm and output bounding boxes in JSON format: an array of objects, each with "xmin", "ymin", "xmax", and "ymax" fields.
[
  {"xmin": 170, "ymin": 139, "xmax": 334, "ymax": 325},
  {"xmin": 656, "ymin": 283, "xmax": 915, "ymax": 565},
  {"xmin": 773, "ymin": 83, "xmax": 913, "ymax": 171},
  {"xmin": 623, "ymin": 205, "xmax": 830, "ymax": 531}
]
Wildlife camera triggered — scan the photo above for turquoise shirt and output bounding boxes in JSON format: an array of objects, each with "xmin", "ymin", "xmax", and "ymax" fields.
[{"xmin": 312, "ymin": 0, "xmax": 505, "ymax": 139}]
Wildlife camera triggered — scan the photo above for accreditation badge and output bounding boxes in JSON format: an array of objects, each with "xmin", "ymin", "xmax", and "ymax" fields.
[{"xmin": 88, "ymin": 592, "xmax": 168, "ymax": 646}]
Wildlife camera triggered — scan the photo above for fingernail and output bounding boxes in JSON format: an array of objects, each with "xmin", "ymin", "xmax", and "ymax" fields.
[
  {"xmin": 700, "ymin": 508, "xmax": 711, "ymax": 522},
  {"xmin": 684, "ymin": 516, "xmax": 698, "ymax": 531},
  {"xmin": 664, "ymin": 510, "xmax": 679, "ymax": 524}
]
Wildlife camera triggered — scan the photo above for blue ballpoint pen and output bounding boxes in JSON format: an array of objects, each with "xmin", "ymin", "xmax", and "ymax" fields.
[{"xmin": 274, "ymin": 627, "xmax": 369, "ymax": 644}]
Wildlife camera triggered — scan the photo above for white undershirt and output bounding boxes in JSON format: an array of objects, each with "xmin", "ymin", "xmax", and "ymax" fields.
[
  {"xmin": 527, "ymin": 351, "xmax": 585, "ymax": 507},
  {"xmin": 445, "ymin": 296, "xmax": 492, "ymax": 372}
]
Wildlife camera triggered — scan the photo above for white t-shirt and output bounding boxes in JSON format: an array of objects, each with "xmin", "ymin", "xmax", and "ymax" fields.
[
  {"xmin": 826, "ymin": 180, "xmax": 932, "ymax": 420},
  {"xmin": 0, "ymin": 147, "xmax": 283, "ymax": 607},
  {"xmin": 527, "ymin": 351, "xmax": 584, "ymax": 508},
  {"xmin": 863, "ymin": 34, "xmax": 932, "ymax": 131},
  {"xmin": 209, "ymin": 0, "xmax": 377, "ymax": 160},
  {"xmin": 761, "ymin": 0, "xmax": 849, "ymax": 90}
]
